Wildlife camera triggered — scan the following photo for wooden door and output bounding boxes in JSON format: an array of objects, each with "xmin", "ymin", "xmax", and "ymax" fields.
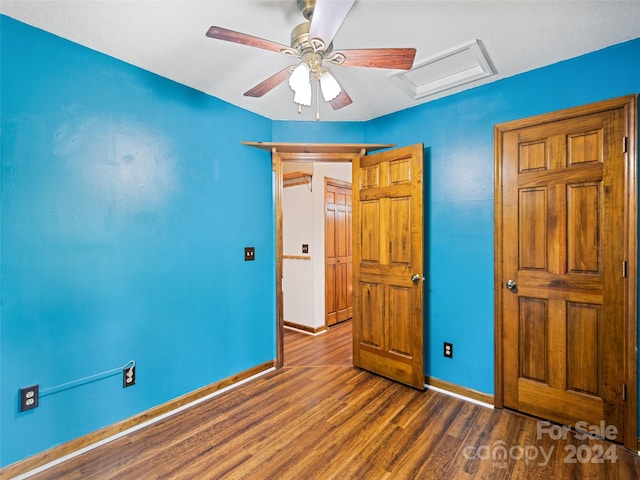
[
  {"xmin": 352, "ymin": 144, "xmax": 425, "ymax": 390},
  {"xmin": 495, "ymin": 96, "xmax": 637, "ymax": 448},
  {"xmin": 325, "ymin": 179, "xmax": 353, "ymax": 326}
]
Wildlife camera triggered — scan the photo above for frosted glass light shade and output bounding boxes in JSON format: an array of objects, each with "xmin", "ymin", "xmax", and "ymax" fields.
[
  {"xmin": 289, "ymin": 62, "xmax": 312, "ymax": 106},
  {"xmin": 289, "ymin": 63, "xmax": 309, "ymax": 92},
  {"xmin": 319, "ymin": 71, "xmax": 341, "ymax": 102},
  {"xmin": 293, "ymin": 81, "xmax": 312, "ymax": 106}
]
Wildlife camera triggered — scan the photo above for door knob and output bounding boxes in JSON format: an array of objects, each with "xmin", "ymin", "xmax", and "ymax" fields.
[
  {"xmin": 506, "ymin": 279, "xmax": 517, "ymax": 290},
  {"xmin": 411, "ymin": 274, "xmax": 424, "ymax": 285}
]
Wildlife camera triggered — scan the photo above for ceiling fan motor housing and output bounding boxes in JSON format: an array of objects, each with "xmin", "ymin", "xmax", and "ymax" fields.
[
  {"xmin": 291, "ymin": 22, "xmax": 312, "ymax": 50},
  {"xmin": 297, "ymin": 0, "xmax": 316, "ymax": 20},
  {"xmin": 291, "ymin": 21, "xmax": 333, "ymax": 57}
]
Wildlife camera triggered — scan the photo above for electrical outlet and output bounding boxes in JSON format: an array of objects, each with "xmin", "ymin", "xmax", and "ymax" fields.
[
  {"xmin": 244, "ymin": 247, "xmax": 255, "ymax": 261},
  {"xmin": 444, "ymin": 342, "xmax": 453, "ymax": 359},
  {"xmin": 19, "ymin": 385, "xmax": 39, "ymax": 411},
  {"xmin": 123, "ymin": 366, "xmax": 136, "ymax": 388}
]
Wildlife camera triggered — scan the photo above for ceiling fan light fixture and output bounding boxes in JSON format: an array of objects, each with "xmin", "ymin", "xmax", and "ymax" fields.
[
  {"xmin": 293, "ymin": 82, "xmax": 312, "ymax": 107},
  {"xmin": 206, "ymin": 0, "xmax": 418, "ymax": 117},
  {"xmin": 293, "ymin": 85, "xmax": 312, "ymax": 106},
  {"xmin": 289, "ymin": 62, "xmax": 310, "ymax": 92},
  {"xmin": 319, "ymin": 70, "xmax": 341, "ymax": 102},
  {"xmin": 289, "ymin": 62, "xmax": 312, "ymax": 107}
]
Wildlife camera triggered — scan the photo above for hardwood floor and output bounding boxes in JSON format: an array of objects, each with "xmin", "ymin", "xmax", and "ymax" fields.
[
  {"xmin": 283, "ymin": 321, "xmax": 352, "ymax": 367},
  {"xmin": 18, "ymin": 321, "xmax": 640, "ymax": 479}
]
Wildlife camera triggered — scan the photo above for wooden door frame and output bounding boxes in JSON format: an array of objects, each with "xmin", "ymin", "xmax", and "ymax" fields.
[
  {"xmin": 493, "ymin": 95, "xmax": 638, "ymax": 450},
  {"xmin": 242, "ymin": 142, "xmax": 394, "ymax": 367}
]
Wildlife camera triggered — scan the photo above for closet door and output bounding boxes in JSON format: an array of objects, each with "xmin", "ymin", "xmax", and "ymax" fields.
[
  {"xmin": 496, "ymin": 98, "xmax": 636, "ymax": 445},
  {"xmin": 325, "ymin": 179, "xmax": 353, "ymax": 326}
]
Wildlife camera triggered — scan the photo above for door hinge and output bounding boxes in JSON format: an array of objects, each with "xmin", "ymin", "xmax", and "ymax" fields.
[
  {"xmin": 623, "ymin": 136, "xmax": 628, "ymax": 154},
  {"xmin": 622, "ymin": 383, "xmax": 627, "ymax": 401},
  {"xmin": 623, "ymin": 261, "xmax": 627, "ymax": 278}
]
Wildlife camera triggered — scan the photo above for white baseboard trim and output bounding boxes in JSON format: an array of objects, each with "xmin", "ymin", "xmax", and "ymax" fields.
[{"xmin": 426, "ymin": 383, "xmax": 495, "ymax": 410}]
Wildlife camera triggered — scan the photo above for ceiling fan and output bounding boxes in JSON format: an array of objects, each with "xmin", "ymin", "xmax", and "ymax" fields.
[{"xmin": 206, "ymin": 0, "xmax": 416, "ymax": 119}]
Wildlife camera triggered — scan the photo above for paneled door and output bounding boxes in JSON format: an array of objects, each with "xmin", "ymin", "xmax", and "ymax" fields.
[
  {"xmin": 495, "ymin": 96, "xmax": 637, "ymax": 448},
  {"xmin": 325, "ymin": 179, "xmax": 353, "ymax": 326},
  {"xmin": 352, "ymin": 144, "xmax": 425, "ymax": 390}
]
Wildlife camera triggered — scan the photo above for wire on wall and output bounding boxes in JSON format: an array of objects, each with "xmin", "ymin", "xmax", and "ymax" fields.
[{"xmin": 39, "ymin": 360, "xmax": 136, "ymax": 398}]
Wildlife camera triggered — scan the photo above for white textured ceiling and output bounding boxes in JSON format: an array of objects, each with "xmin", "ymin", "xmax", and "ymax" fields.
[{"xmin": 2, "ymin": 0, "xmax": 640, "ymax": 122}]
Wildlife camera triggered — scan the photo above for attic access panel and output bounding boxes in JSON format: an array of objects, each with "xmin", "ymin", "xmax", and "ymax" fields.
[{"xmin": 388, "ymin": 40, "xmax": 495, "ymax": 100}]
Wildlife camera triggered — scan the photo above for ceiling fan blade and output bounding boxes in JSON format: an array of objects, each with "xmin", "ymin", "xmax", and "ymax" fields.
[
  {"xmin": 329, "ymin": 87, "xmax": 352, "ymax": 111},
  {"xmin": 244, "ymin": 66, "xmax": 294, "ymax": 97},
  {"xmin": 335, "ymin": 48, "xmax": 417, "ymax": 70},
  {"xmin": 324, "ymin": 68, "xmax": 352, "ymax": 110},
  {"xmin": 206, "ymin": 26, "xmax": 290, "ymax": 54},
  {"xmin": 308, "ymin": 0, "xmax": 356, "ymax": 46}
]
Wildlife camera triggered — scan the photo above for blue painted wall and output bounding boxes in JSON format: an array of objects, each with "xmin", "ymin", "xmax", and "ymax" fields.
[
  {"xmin": 0, "ymin": 16, "xmax": 274, "ymax": 467},
  {"xmin": 272, "ymin": 120, "xmax": 365, "ymax": 143},
  {"xmin": 365, "ymin": 38, "xmax": 640, "ymax": 398}
]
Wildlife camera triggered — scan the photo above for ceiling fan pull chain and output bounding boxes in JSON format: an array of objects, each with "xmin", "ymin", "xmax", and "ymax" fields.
[{"xmin": 315, "ymin": 75, "xmax": 320, "ymax": 121}]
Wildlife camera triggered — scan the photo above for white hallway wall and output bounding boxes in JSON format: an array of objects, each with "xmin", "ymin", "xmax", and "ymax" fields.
[{"xmin": 283, "ymin": 162, "xmax": 352, "ymax": 330}]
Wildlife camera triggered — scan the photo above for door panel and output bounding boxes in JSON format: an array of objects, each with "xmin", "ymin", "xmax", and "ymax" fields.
[
  {"xmin": 325, "ymin": 180, "xmax": 352, "ymax": 326},
  {"xmin": 388, "ymin": 285, "xmax": 412, "ymax": 356},
  {"xmin": 497, "ymin": 100, "xmax": 636, "ymax": 445},
  {"xmin": 566, "ymin": 302, "xmax": 600, "ymax": 394},
  {"xmin": 518, "ymin": 297, "xmax": 547, "ymax": 382},
  {"xmin": 353, "ymin": 144, "xmax": 424, "ymax": 390},
  {"xmin": 567, "ymin": 183, "xmax": 600, "ymax": 272}
]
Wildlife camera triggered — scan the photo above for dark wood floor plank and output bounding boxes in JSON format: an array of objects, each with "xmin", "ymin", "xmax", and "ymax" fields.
[
  {"xmin": 283, "ymin": 321, "xmax": 352, "ymax": 367},
  {"xmin": 24, "ymin": 320, "xmax": 640, "ymax": 479}
]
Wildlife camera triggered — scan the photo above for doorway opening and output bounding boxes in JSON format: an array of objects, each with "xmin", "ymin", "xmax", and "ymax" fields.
[
  {"xmin": 281, "ymin": 162, "xmax": 353, "ymax": 363},
  {"xmin": 246, "ymin": 141, "xmax": 394, "ymax": 368}
]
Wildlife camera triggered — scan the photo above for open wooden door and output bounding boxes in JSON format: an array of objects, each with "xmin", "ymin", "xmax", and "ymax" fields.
[{"xmin": 352, "ymin": 144, "xmax": 425, "ymax": 390}]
